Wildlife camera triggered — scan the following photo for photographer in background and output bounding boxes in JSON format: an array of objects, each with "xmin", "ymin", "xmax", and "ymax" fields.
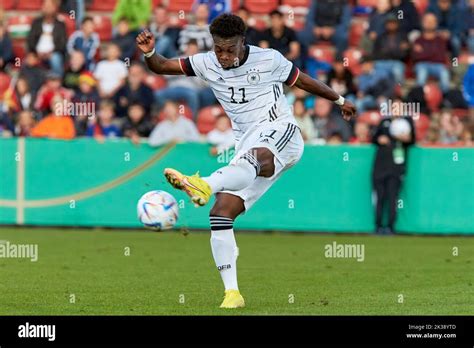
[{"xmin": 372, "ymin": 99, "xmax": 416, "ymax": 235}]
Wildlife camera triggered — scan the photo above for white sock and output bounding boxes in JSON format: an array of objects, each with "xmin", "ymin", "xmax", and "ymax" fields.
[
  {"xmin": 209, "ymin": 216, "xmax": 239, "ymax": 291},
  {"xmin": 203, "ymin": 152, "xmax": 260, "ymax": 193}
]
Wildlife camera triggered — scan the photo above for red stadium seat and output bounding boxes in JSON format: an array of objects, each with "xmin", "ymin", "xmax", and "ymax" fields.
[
  {"xmin": 286, "ymin": 15, "xmax": 306, "ymax": 31},
  {"xmin": 247, "ymin": 16, "xmax": 269, "ymax": 31},
  {"xmin": 244, "ymin": 0, "xmax": 279, "ymax": 14},
  {"xmin": 166, "ymin": 0, "xmax": 194, "ymax": 12},
  {"xmin": 93, "ymin": 16, "xmax": 112, "ymax": 41},
  {"xmin": 358, "ymin": 111, "xmax": 381, "ymax": 126},
  {"xmin": 58, "ymin": 14, "xmax": 76, "ymax": 37},
  {"xmin": 144, "ymin": 74, "xmax": 167, "ymax": 91},
  {"xmin": 413, "ymin": 0, "xmax": 429, "ymax": 15},
  {"xmin": 343, "ymin": 48, "xmax": 364, "ymax": 76},
  {"xmin": 423, "ymin": 82, "xmax": 443, "ymax": 112},
  {"xmin": 413, "ymin": 113, "xmax": 430, "ymax": 141},
  {"xmin": 357, "ymin": 0, "xmax": 378, "ymax": 7},
  {"xmin": 281, "ymin": 0, "xmax": 311, "ymax": 7},
  {"xmin": 349, "ymin": 20, "xmax": 368, "ymax": 47},
  {"xmin": 197, "ymin": 105, "xmax": 225, "ymax": 134},
  {"xmin": 88, "ymin": 0, "xmax": 118, "ymax": 11},
  {"xmin": 0, "ymin": 73, "xmax": 12, "ymax": 98},
  {"xmin": 11, "ymin": 40, "xmax": 26, "ymax": 63},
  {"xmin": 1, "ymin": 0, "xmax": 15, "ymax": 10},
  {"xmin": 309, "ymin": 45, "xmax": 335, "ymax": 64},
  {"xmin": 16, "ymin": 0, "xmax": 42, "ymax": 10}
]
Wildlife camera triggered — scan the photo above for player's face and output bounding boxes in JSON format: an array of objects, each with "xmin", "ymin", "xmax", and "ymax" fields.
[{"xmin": 213, "ymin": 36, "xmax": 245, "ymax": 69}]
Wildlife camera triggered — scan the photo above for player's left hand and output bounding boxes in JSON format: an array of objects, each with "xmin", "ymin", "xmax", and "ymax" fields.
[{"xmin": 340, "ymin": 100, "xmax": 356, "ymax": 121}]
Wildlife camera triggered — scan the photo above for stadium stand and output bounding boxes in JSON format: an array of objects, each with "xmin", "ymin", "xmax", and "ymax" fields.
[{"xmin": 0, "ymin": 0, "xmax": 472, "ymax": 146}]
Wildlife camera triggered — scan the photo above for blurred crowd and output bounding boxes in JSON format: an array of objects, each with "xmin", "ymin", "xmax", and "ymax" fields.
[{"xmin": 0, "ymin": 0, "xmax": 473, "ymax": 149}]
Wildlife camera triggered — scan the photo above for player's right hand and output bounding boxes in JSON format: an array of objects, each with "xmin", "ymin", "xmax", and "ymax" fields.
[{"xmin": 136, "ymin": 29, "xmax": 156, "ymax": 55}]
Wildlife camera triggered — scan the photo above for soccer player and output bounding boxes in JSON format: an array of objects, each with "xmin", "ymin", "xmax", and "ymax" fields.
[{"xmin": 136, "ymin": 14, "xmax": 356, "ymax": 309}]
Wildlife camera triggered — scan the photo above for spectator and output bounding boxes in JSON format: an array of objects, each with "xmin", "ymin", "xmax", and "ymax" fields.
[
  {"xmin": 66, "ymin": 16, "xmax": 100, "ymax": 71},
  {"xmin": 34, "ymin": 72, "xmax": 73, "ymax": 116},
  {"xmin": 112, "ymin": 0, "xmax": 151, "ymax": 34},
  {"xmin": 207, "ymin": 114, "xmax": 234, "ymax": 155},
  {"xmin": 72, "ymin": 72, "xmax": 100, "ymax": 136},
  {"xmin": 364, "ymin": 0, "xmax": 393, "ymax": 52},
  {"xmin": 148, "ymin": 101, "xmax": 200, "ymax": 147},
  {"xmin": 391, "ymin": 0, "xmax": 421, "ymax": 36},
  {"xmin": 412, "ymin": 13, "xmax": 450, "ymax": 93},
  {"xmin": 259, "ymin": 10, "xmax": 301, "ymax": 68},
  {"xmin": 371, "ymin": 99, "xmax": 415, "ymax": 235},
  {"xmin": 154, "ymin": 39, "xmax": 216, "ymax": 119},
  {"xmin": 463, "ymin": 61, "xmax": 474, "ymax": 108},
  {"xmin": 325, "ymin": 58, "xmax": 357, "ymax": 101},
  {"xmin": 31, "ymin": 95, "xmax": 76, "ymax": 139},
  {"xmin": 0, "ymin": 111, "xmax": 14, "ymax": 136},
  {"xmin": 356, "ymin": 56, "xmax": 396, "ymax": 112},
  {"xmin": 3, "ymin": 77, "xmax": 34, "ymax": 114},
  {"xmin": 178, "ymin": 4, "xmax": 214, "ymax": 53},
  {"xmin": 427, "ymin": 0, "xmax": 462, "ymax": 57},
  {"xmin": 327, "ymin": 131, "xmax": 344, "ymax": 144},
  {"xmin": 15, "ymin": 110, "xmax": 36, "ymax": 136},
  {"xmin": 19, "ymin": 52, "xmax": 47, "ymax": 97},
  {"xmin": 113, "ymin": 62, "xmax": 154, "ymax": 118},
  {"xmin": 373, "ymin": 15, "xmax": 410, "ymax": 85},
  {"xmin": 63, "ymin": 50, "xmax": 87, "ymax": 91},
  {"xmin": 438, "ymin": 110, "xmax": 463, "ymax": 143},
  {"xmin": 0, "ymin": 20, "xmax": 13, "ymax": 71},
  {"xmin": 86, "ymin": 100, "xmax": 121, "ymax": 139},
  {"xmin": 300, "ymin": 0, "xmax": 351, "ymax": 56},
  {"xmin": 349, "ymin": 121, "xmax": 371, "ymax": 144},
  {"xmin": 122, "ymin": 103, "xmax": 154, "ymax": 144},
  {"xmin": 236, "ymin": 7, "xmax": 261, "ymax": 46},
  {"xmin": 293, "ymin": 98, "xmax": 316, "ymax": 142},
  {"xmin": 27, "ymin": 0, "xmax": 67, "ymax": 77},
  {"xmin": 466, "ymin": 0, "xmax": 474, "ymax": 53},
  {"xmin": 113, "ymin": 18, "xmax": 137, "ymax": 61},
  {"xmin": 149, "ymin": 5, "xmax": 180, "ymax": 58},
  {"xmin": 94, "ymin": 43, "xmax": 128, "ymax": 98},
  {"xmin": 313, "ymin": 97, "xmax": 351, "ymax": 142},
  {"xmin": 196, "ymin": 0, "xmax": 231, "ymax": 22}
]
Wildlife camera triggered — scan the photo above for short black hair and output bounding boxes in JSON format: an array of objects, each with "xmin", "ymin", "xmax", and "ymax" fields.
[
  {"xmin": 270, "ymin": 10, "xmax": 283, "ymax": 17},
  {"xmin": 82, "ymin": 16, "xmax": 93, "ymax": 24},
  {"xmin": 209, "ymin": 13, "xmax": 246, "ymax": 38}
]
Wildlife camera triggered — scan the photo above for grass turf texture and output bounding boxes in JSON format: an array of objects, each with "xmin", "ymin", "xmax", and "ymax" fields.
[{"xmin": 0, "ymin": 227, "xmax": 472, "ymax": 315}]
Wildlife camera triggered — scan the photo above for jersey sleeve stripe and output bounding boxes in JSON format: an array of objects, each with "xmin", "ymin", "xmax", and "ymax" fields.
[
  {"xmin": 285, "ymin": 65, "xmax": 300, "ymax": 87},
  {"xmin": 179, "ymin": 57, "xmax": 196, "ymax": 76}
]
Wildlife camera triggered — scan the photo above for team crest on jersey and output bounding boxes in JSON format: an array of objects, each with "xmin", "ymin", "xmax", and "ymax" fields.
[{"xmin": 246, "ymin": 68, "xmax": 261, "ymax": 85}]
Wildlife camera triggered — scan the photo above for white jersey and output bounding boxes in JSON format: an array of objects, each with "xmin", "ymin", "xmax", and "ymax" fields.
[{"xmin": 179, "ymin": 45, "xmax": 300, "ymax": 142}]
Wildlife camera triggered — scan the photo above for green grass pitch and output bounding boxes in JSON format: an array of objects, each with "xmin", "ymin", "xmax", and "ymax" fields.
[{"xmin": 0, "ymin": 227, "xmax": 472, "ymax": 315}]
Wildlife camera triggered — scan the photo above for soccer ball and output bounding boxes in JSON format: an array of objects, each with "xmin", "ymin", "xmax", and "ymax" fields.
[
  {"xmin": 137, "ymin": 190, "xmax": 179, "ymax": 231},
  {"xmin": 389, "ymin": 118, "xmax": 411, "ymax": 138}
]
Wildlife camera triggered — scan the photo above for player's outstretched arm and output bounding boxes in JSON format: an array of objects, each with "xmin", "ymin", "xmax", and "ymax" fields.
[
  {"xmin": 136, "ymin": 29, "xmax": 184, "ymax": 75},
  {"xmin": 293, "ymin": 71, "xmax": 356, "ymax": 121}
]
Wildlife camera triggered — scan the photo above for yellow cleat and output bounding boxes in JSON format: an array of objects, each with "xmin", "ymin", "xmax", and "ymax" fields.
[
  {"xmin": 163, "ymin": 168, "xmax": 212, "ymax": 207},
  {"xmin": 220, "ymin": 290, "xmax": 245, "ymax": 309}
]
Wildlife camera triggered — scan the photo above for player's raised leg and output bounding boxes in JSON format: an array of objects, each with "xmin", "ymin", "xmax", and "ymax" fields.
[
  {"xmin": 163, "ymin": 147, "xmax": 273, "ymax": 206},
  {"xmin": 209, "ymin": 192, "xmax": 246, "ymax": 308}
]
